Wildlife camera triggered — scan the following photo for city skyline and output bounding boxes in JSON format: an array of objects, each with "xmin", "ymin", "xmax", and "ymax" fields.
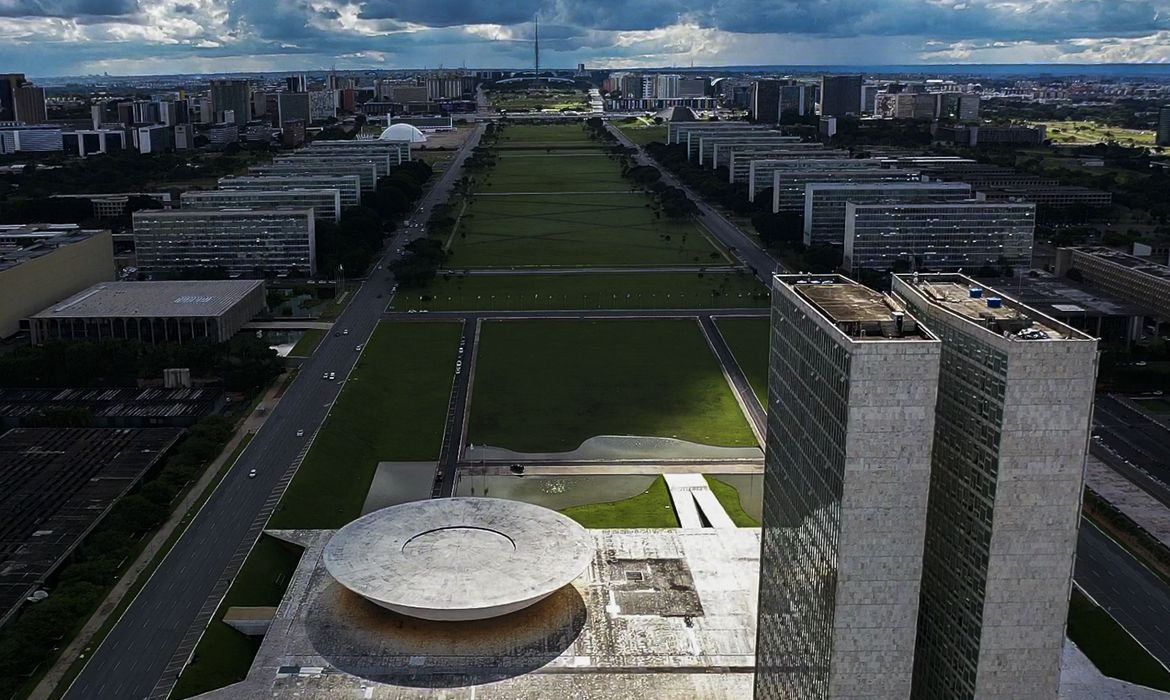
[{"xmin": 1, "ymin": 1, "xmax": 1169, "ymax": 77}]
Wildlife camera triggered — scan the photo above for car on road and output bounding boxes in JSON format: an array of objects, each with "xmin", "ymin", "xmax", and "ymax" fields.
[
  {"xmin": 355, "ymin": 344, "xmax": 363, "ymax": 351},
  {"xmin": 328, "ymin": 371, "xmax": 336, "ymax": 380},
  {"xmin": 342, "ymin": 328, "xmax": 349, "ymax": 335},
  {"xmin": 296, "ymin": 429, "xmax": 304, "ymax": 437},
  {"xmin": 248, "ymin": 469, "xmax": 257, "ymax": 478},
  {"xmin": 322, "ymin": 372, "xmax": 329, "ymax": 379}
]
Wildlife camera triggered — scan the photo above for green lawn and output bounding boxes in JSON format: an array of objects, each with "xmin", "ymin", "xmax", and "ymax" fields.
[
  {"xmin": 449, "ymin": 192, "xmax": 725, "ymax": 268},
  {"xmin": 497, "ymin": 123, "xmax": 594, "ymax": 145},
  {"xmin": 1067, "ymin": 587, "xmax": 1170, "ymax": 691},
  {"xmin": 468, "ymin": 319, "xmax": 758, "ymax": 453},
  {"xmin": 479, "ymin": 151, "xmax": 627, "ymax": 192},
  {"xmin": 560, "ymin": 476, "xmax": 679, "ymax": 528},
  {"xmin": 396, "ymin": 272, "xmax": 768, "ymax": 311},
  {"xmin": 171, "ymin": 536, "xmax": 303, "ymax": 699},
  {"xmin": 1036, "ymin": 120, "xmax": 1158, "ymax": 148},
  {"xmin": 715, "ymin": 317, "xmax": 770, "ymax": 403},
  {"xmin": 705, "ymin": 476, "xmax": 760, "ymax": 527},
  {"xmin": 287, "ymin": 329, "xmax": 325, "ymax": 357},
  {"xmin": 618, "ymin": 122, "xmax": 669, "ymax": 146},
  {"xmin": 268, "ymin": 321, "xmax": 461, "ymax": 529}
]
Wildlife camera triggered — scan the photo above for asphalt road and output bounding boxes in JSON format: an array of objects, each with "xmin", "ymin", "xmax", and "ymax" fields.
[
  {"xmin": 606, "ymin": 123, "xmax": 788, "ymax": 281},
  {"xmin": 699, "ymin": 315, "xmax": 766, "ymax": 442},
  {"xmin": 63, "ymin": 124, "xmax": 485, "ymax": 700},
  {"xmin": 1093, "ymin": 394, "xmax": 1170, "ymax": 489},
  {"xmin": 1076, "ymin": 520, "xmax": 1170, "ymax": 668}
]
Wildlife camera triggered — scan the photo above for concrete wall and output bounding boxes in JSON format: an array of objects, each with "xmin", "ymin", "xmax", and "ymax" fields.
[{"xmin": 0, "ymin": 231, "xmax": 114, "ymax": 338}]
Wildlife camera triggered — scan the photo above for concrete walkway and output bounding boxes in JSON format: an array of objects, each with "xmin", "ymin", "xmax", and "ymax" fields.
[
  {"xmin": 460, "ymin": 462, "xmax": 764, "ymax": 476},
  {"xmin": 664, "ymin": 473, "xmax": 737, "ymax": 529},
  {"xmin": 1086, "ymin": 454, "xmax": 1170, "ymax": 550},
  {"xmin": 29, "ymin": 376, "xmax": 289, "ymax": 700}
]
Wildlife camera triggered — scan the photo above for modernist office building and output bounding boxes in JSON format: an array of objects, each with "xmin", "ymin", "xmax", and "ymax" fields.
[
  {"xmin": 250, "ymin": 162, "xmax": 378, "ymax": 191},
  {"xmin": 751, "ymin": 79, "xmax": 782, "ymax": 123},
  {"xmin": 803, "ymin": 181, "xmax": 973, "ymax": 246},
  {"xmin": 310, "ymin": 138, "xmax": 411, "ymax": 163},
  {"xmin": 725, "ymin": 147, "xmax": 846, "ymax": 184},
  {"xmin": 218, "ymin": 174, "xmax": 362, "ymax": 208},
  {"xmin": 1158, "ymin": 105, "xmax": 1170, "ymax": 147},
  {"xmin": 181, "ymin": 188, "xmax": 342, "ymax": 222},
  {"xmin": 29, "ymin": 280, "xmax": 265, "ymax": 345},
  {"xmin": 769, "ymin": 168, "xmax": 921, "ymax": 211},
  {"xmin": 892, "ymin": 274, "xmax": 1097, "ymax": 699},
  {"xmin": 1055, "ymin": 246, "xmax": 1170, "ymax": 319},
  {"xmin": 0, "ymin": 228, "xmax": 114, "ymax": 338},
  {"xmin": 819, "ymin": 75, "xmax": 863, "ymax": 117},
  {"xmin": 756, "ymin": 275, "xmax": 941, "ymax": 700},
  {"xmin": 670, "ymin": 123, "xmax": 779, "ymax": 159},
  {"xmin": 133, "ymin": 208, "xmax": 316, "ymax": 276},
  {"xmin": 696, "ymin": 134, "xmax": 804, "ymax": 166},
  {"xmin": 710, "ymin": 140, "xmax": 823, "ymax": 170},
  {"xmin": 745, "ymin": 158, "xmax": 885, "ymax": 199},
  {"xmin": 843, "ymin": 201, "xmax": 1035, "ymax": 274},
  {"xmin": 273, "ymin": 152, "xmax": 392, "ymax": 178}
]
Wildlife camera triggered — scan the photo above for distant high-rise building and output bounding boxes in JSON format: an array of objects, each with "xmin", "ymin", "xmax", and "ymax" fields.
[
  {"xmin": 751, "ymin": 79, "xmax": 781, "ymax": 123},
  {"xmin": 655, "ymin": 74, "xmax": 681, "ymax": 99},
  {"xmin": 0, "ymin": 74, "xmax": 46, "ymax": 124},
  {"xmin": 250, "ymin": 90, "xmax": 268, "ymax": 120},
  {"xmin": 778, "ymin": 83, "xmax": 814, "ymax": 120},
  {"xmin": 893, "ymin": 274, "xmax": 1097, "ymax": 700},
  {"xmin": 678, "ymin": 77, "xmax": 707, "ymax": 98},
  {"xmin": 756, "ymin": 274, "xmax": 941, "ymax": 700},
  {"xmin": 286, "ymin": 74, "xmax": 307, "ymax": 93},
  {"xmin": 278, "ymin": 92, "xmax": 311, "ymax": 125},
  {"xmin": 1157, "ymin": 105, "xmax": 1170, "ymax": 147},
  {"xmin": 819, "ymin": 75, "xmax": 863, "ymax": 117},
  {"xmin": 209, "ymin": 79, "xmax": 250, "ymax": 126}
]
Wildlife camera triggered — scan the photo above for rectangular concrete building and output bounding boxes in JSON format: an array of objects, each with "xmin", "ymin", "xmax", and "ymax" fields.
[
  {"xmin": 726, "ymin": 148, "xmax": 846, "ymax": 184},
  {"xmin": 133, "ymin": 208, "xmax": 316, "ymax": 276},
  {"xmin": 309, "ymin": 138, "xmax": 410, "ymax": 163},
  {"xmin": 757, "ymin": 275, "xmax": 941, "ymax": 700},
  {"xmin": 746, "ymin": 158, "xmax": 888, "ymax": 198},
  {"xmin": 1055, "ymin": 246, "xmax": 1170, "ymax": 319},
  {"xmin": 803, "ymin": 181, "xmax": 973, "ymax": 247},
  {"xmin": 181, "ymin": 188, "xmax": 342, "ymax": 222},
  {"xmin": 844, "ymin": 200, "xmax": 1035, "ymax": 274},
  {"xmin": 250, "ymin": 162, "xmax": 378, "ymax": 191},
  {"xmin": 0, "ymin": 228, "xmax": 114, "ymax": 339},
  {"xmin": 697, "ymin": 135, "xmax": 806, "ymax": 167},
  {"xmin": 273, "ymin": 151, "xmax": 392, "ymax": 178},
  {"xmin": 218, "ymin": 174, "xmax": 362, "ymax": 208},
  {"xmin": 769, "ymin": 168, "xmax": 921, "ymax": 211},
  {"xmin": 892, "ymin": 274, "xmax": 1097, "ymax": 700},
  {"xmin": 30, "ymin": 279, "xmax": 265, "ymax": 344}
]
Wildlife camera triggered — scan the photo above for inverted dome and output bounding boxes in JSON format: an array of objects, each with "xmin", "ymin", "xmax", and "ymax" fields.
[{"xmin": 379, "ymin": 123, "xmax": 428, "ymax": 143}]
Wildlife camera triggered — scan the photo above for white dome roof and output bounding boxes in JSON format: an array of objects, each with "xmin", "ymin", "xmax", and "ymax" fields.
[{"xmin": 378, "ymin": 123, "xmax": 427, "ymax": 143}]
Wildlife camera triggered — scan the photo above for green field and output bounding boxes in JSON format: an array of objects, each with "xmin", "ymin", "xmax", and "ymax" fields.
[
  {"xmin": 715, "ymin": 317, "xmax": 770, "ymax": 402},
  {"xmin": 268, "ymin": 322, "xmax": 461, "ymax": 529},
  {"xmin": 449, "ymin": 192, "xmax": 725, "ymax": 268},
  {"xmin": 497, "ymin": 123, "xmax": 595, "ymax": 145},
  {"xmin": 560, "ymin": 476, "xmax": 679, "ymax": 528},
  {"xmin": 617, "ymin": 121, "xmax": 669, "ymax": 146},
  {"xmin": 468, "ymin": 319, "xmax": 758, "ymax": 452},
  {"xmin": 479, "ymin": 152, "xmax": 628, "ymax": 192},
  {"xmin": 1037, "ymin": 120, "xmax": 1158, "ymax": 148},
  {"xmin": 705, "ymin": 476, "xmax": 760, "ymax": 527},
  {"xmin": 1067, "ymin": 587, "xmax": 1170, "ymax": 690},
  {"xmin": 396, "ymin": 272, "xmax": 768, "ymax": 311},
  {"xmin": 287, "ymin": 329, "xmax": 325, "ymax": 357},
  {"xmin": 171, "ymin": 536, "xmax": 303, "ymax": 699}
]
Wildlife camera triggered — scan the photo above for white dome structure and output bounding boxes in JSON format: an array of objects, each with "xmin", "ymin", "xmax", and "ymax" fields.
[{"xmin": 378, "ymin": 123, "xmax": 428, "ymax": 143}]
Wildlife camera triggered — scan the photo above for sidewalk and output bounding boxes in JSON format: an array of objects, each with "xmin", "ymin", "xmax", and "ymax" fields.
[
  {"xmin": 29, "ymin": 376, "xmax": 289, "ymax": 700},
  {"xmin": 1086, "ymin": 453, "xmax": 1170, "ymax": 551}
]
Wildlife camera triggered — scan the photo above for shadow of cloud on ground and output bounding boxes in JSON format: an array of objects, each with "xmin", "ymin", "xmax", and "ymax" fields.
[{"xmin": 303, "ymin": 580, "xmax": 588, "ymax": 688}]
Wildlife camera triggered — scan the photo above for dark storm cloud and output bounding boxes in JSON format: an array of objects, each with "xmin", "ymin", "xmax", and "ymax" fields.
[{"xmin": 0, "ymin": 0, "xmax": 138, "ymax": 17}]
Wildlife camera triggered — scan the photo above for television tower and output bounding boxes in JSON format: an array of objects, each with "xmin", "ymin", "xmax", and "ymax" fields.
[{"xmin": 534, "ymin": 14, "xmax": 540, "ymax": 76}]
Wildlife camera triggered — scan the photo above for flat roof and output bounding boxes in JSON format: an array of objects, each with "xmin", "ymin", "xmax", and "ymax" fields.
[
  {"xmin": 32, "ymin": 280, "xmax": 263, "ymax": 320},
  {"xmin": 781, "ymin": 274, "xmax": 930, "ymax": 340},
  {"xmin": 1069, "ymin": 246, "xmax": 1170, "ymax": 281},
  {"xmin": 0, "ymin": 427, "xmax": 182, "ymax": 625},
  {"xmin": 896, "ymin": 274, "xmax": 1086, "ymax": 340},
  {"xmin": 133, "ymin": 208, "xmax": 313, "ymax": 219},
  {"xmin": 0, "ymin": 228, "xmax": 108, "ymax": 273}
]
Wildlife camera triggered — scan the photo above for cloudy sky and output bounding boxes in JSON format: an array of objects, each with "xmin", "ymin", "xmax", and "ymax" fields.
[{"xmin": 1, "ymin": 0, "xmax": 1169, "ymax": 77}]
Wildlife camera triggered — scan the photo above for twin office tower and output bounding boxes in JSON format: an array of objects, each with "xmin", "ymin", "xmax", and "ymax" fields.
[{"xmin": 756, "ymin": 273, "xmax": 1098, "ymax": 700}]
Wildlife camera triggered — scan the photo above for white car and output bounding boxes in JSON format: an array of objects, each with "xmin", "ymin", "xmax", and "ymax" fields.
[
  {"xmin": 355, "ymin": 344, "xmax": 363, "ymax": 351},
  {"xmin": 322, "ymin": 372, "xmax": 329, "ymax": 380},
  {"xmin": 342, "ymin": 329, "xmax": 349, "ymax": 336},
  {"xmin": 296, "ymin": 429, "xmax": 304, "ymax": 437},
  {"xmin": 328, "ymin": 371, "xmax": 336, "ymax": 380},
  {"xmin": 248, "ymin": 469, "xmax": 257, "ymax": 478}
]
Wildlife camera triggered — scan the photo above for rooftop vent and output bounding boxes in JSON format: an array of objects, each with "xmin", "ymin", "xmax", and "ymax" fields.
[
  {"xmin": 987, "ymin": 297, "xmax": 1003, "ymax": 309},
  {"xmin": 969, "ymin": 287, "xmax": 983, "ymax": 299}
]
